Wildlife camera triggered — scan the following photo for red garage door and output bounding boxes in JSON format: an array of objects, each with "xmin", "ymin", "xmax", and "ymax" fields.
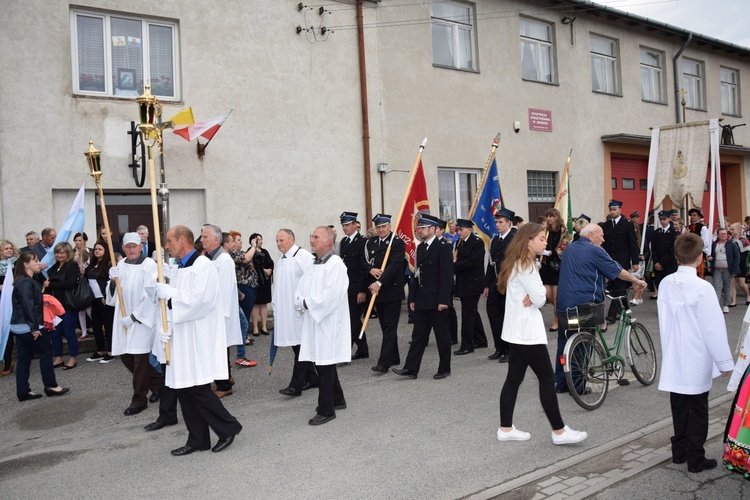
[{"xmin": 611, "ymin": 157, "xmax": 650, "ymax": 217}]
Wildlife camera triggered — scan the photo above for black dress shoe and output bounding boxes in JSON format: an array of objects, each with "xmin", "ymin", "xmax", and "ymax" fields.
[
  {"xmin": 279, "ymin": 387, "xmax": 302, "ymax": 397},
  {"xmin": 171, "ymin": 445, "xmax": 207, "ymax": 456},
  {"xmin": 18, "ymin": 392, "xmax": 43, "ymax": 402},
  {"xmin": 371, "ymin": 365, "xmax": 388, "ymax": 373},
  {"xmin": 433, "ymin": 372, "xmax": 451, "ymax": 380},
  {"xmin": 145, "ymin": 420, "xmax": 178, "ymax": 431},
  {"xmin": 407, "ymin": 318, "xmax": 414, "ymax": 324},
  {"xmin": 309, "ymin": 414, "xmax": 336, "ymax": 426},
  {"xmin": 605, "ymin": 317, "xmax": 616, "ymax": 324},
  {"xmin": 474, "ymin": 344, "xmax": 488, "ymax": 349},
  {"xmin": 211, "ymin": 433, "xmax": 237, "ymax": 453},
  {"xmin": 672, "ymin": 456, "xmax": 687, "ymax": 464},
  {"xmin": 301, "ymin": 381, "xmax": 318, "ymax": 391},
  {"xmin": 497, "ymin": 354, "xmax": 509, "ymax": 363},
  {"xmin": 124, "ymin": 405, "xmax": 147, "ymax": 416},
  {"xmin": 451, "ymin": 340, "xmax": 458, "ymax": 345},
  {"xmin": 352, "ymin": 351, "xmax": 369, "ymax": 360},
  {"xmin": 392, "ymin": 368, "xmax": 418, "ymax": 379},
  {"xmin": 688, "ymin": 458, "xmax": 717, "ymax": 473},
  {"xmin": 454, "ymin": 349, "xmax": 473, "ymax": 355},
  {"xmin": 44, "ymin": 387, "xmax": 70, "ymax": 397},
  {"xmin": 149, "ymin": 389, "xmax": 162, "ymax": 403},
  {"xmin": 488, "ymin": 351, "xmax": 502, "ymax": 360},
  {"xmin": 555, "ymin": 387, "xmax": 569, "ymax": 394}
]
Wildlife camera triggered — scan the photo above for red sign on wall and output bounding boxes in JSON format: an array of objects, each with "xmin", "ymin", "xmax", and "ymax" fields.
[{"xmin": 528, "ymin": 108, "xmax": 552, "ymax": 132}]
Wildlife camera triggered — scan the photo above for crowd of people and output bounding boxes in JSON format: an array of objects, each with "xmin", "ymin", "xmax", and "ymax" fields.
[{"xmin": 3, "ymin": 201, "xmax": 750, "ymax": 466}]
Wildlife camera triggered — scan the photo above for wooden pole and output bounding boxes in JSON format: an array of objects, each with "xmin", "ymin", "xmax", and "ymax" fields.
[
  {"xmin": 467, "ymin": 133, "xmax": 501, "ymax": 220},
  {"xmin": 146, "ymin": 144, "xmax": 171, "ymax": 365},
  {"xmin": 95, "ymin": 182, "xmax": 128, "ymax": 328},
  {"xmin": 359, "ymin": 137, "xmax": 427, "ymax": 339}
]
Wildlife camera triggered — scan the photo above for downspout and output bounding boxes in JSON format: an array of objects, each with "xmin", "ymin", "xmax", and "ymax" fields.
[
  {"xmin": 356, "ymin": 0, "xmax": 373, "ymax": 226},
  {"xmin": 672, "ymin": 33, "xmax": 692, "ymax": 124}
]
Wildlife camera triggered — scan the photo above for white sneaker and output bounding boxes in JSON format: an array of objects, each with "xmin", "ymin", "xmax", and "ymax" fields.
[
  {"xmin": 629, "ymin": 299, "xmax": 643, "ymax": 306},
  {"xmin": 496, "ymin": 425, "xmax": 531, "ymax": 441},
  {"xmin": 723, "ymin": 306, "xmax": 730, "ymax": 314},
  {"xmin": 552, "ymin": 425, "xmax": 588, "ymax": 445}
]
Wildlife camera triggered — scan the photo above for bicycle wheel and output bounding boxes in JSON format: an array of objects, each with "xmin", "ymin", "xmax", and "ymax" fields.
[
  {"xmin": 627, "ymin": 321, "xmax": 657, "ymax": 385},
  {"xmin": 563, "ymin": 332, "xmax": 609, "ymax": 410}
]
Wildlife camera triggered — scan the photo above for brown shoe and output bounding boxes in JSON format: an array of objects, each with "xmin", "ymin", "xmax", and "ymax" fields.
[
  {"xmin": 1, "ymin": 361, "xmax": 13, "ymax": 376},
  {"xmin": 213, "ymin": 388, "xmax": 233, "ymax": 398}
]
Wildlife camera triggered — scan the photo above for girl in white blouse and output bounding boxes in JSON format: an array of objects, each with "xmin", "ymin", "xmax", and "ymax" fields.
[{"xmin": 495, "ymin": 223, "xmax": 587, "ymax": 445}]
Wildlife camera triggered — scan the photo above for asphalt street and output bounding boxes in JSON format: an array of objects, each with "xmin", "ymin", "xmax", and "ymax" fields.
[{"xmin": 0, "ymin": 293, "xmax": 748, "ymax": 499}]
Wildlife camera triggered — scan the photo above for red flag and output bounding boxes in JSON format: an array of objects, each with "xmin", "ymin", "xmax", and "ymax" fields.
[
  {"xmin": 173, "ymin": 115, "xmax": 227, "ymax": 142},
  {"xmin": 396, "ymin": 160, "xmax": 430, "ymax": 269}
]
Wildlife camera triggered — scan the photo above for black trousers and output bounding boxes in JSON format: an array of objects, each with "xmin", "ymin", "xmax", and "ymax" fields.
[
  {"xmin": 176, "ymin": 383, "xmax": 242, "ymax": 449},
  {"xmin": 404, "ymin": 308, "xmax": 451, "ymax": 375},
  {"xmin": 670, "ymin": 391, "xmax": 709, "ymax": 467},
  {"xmin": 459, "ymin": 294, "xmax": 486, "ymax": 351},
  {"xmin": 486, "ymin": 292, "xmax": 509, "ymax": 355},
  {"xmin": 376, "ymin": 300, "xmax": 402, "ymax": 367},
  {"xmin": 315, "ymin": 363, "xmax": 345, "ymax": 417},
  {"xmin": 289, "ymin": 344, "xmax": 318, "ymax": 391},
  {"xmin": 349, "ymin": 294, "xmax": 368, "ymax": 354},
  {"xmin": 215, "ymin": 347, "xmax": 233, "ymax": 392},
  {"xmin": 156, "ymin": 365, "xmax": 179, "ymax": 424},
  {"xmin": 606, "ymin": 278, "xmax": 629, "ymax": 320},
  {"xmin": 15, "ymin": 330, "xmax": 58, "ymax": 396},
  {"xmin": 449, "ymin": 302, "xmax": 458, "ymax": 344},
  {"xmin": 500, "ymin": 343, "xmax": 564, "ymax": 430},
  {"xmin": 90, "ymin": 300, "xmax": 114, "ymax": 353},
  {"xmin": 120, "ymin": 353, "xmax": 162, "ymax": 408}
]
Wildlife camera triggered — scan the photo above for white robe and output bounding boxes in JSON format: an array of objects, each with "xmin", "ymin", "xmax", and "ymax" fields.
[
  {"xmin": 657, "ymin": 266, "xmax": 734, "ymax": 394},
  {"xmin": 106, "ymin": 258, "xmax": 158, "ymax": 356},
  {"xmin": 297, "ymin": 255, "xmax": 352, "ymax": 365},
  {"xmin": 272, "ymin": 244, "xmax": 314, "ymax": 346},
  {"xmin": 156, "ymin": 255, "xmax": 228, "ymax": 389},
  {"xmin": 212, "ymin": 250, "xmax": 242, "ymax": 347}
]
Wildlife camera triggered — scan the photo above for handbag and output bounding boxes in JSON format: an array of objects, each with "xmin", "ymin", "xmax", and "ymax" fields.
[{"xmin": 65, "ymin": 275, "xmax": 94, "ymax": 311}]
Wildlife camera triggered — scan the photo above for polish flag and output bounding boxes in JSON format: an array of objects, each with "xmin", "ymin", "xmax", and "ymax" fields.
[{"xmin": 173, "ymin": 115, "xmax": 227, "ymax": 142}]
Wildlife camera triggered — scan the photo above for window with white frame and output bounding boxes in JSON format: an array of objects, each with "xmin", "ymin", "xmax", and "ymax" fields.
[
  {"xmin": 71, "ymin": 9, "xmax": 179, "ymax": 99},
  {"xmin": 520, "ymin": 17, "xmax": 555, "ymax": 83},
  {"xmin": 590, "ymin": 35, "xmax": 619, "ymax": 95},
  {"xmin": 438, "ymin": 168, "xmax": 479, "ymax": 220},
  {"xmin": 640, "ymin": 47, "xmax": 665, "ymax": 103},
  {"xmin": 431, "ymin": 1, "xmax": 476, "ymax": 71},
  {"xmin": 527, "ymin": 171, "xmax": 556, "ymax": 202},
  {"xmin": 682, "ymin": 58, "xmax": 705, "ymax": 110},
  {"xmin": 721, "ymin": 67, "xmax": 740, "ymax": 116}
]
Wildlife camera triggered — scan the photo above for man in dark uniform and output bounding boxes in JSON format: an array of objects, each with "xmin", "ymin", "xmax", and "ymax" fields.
[
  {"xmin": 392, "ymin": 215, "xmax": 454, "ymax": 380},
  {"xmin": 572, "ymin": 214, "xmax": 591, "ymax": 242},
  {"xmin": 599, "ymin": 199, "xmax": 640, "ymax": 323},
  {"xmin": 362, "ymin": 214, "xmax": 405, "ymax": 373},
  {"xmin": 339, "ymin": 211, "xmax": 369, "ymax": 359},
  {"xmin": 651, "ymin": 210, "xmax": 679, "ymax": 293},
  {"xmin": 453, "ymin": 219, "xmax": 487, "ymax": 355},
  {"xmin": 483, "ymin": 207, "xmax": 516, "ymax": 363},
  {"xmin": 435, "ymin": 220, "xmax": 459, "ymax": 344}
]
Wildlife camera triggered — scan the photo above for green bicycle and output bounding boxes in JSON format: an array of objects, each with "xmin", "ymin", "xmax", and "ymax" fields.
[{"xmin": 561, "ymin": 290, "xmax": 657, "ymax": 410}]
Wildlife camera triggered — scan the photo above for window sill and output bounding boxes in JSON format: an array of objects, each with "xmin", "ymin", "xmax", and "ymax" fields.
[
  {"xmin": 722, "ymin": 112, "xmax": 742, "ymax": 118},
  {"xmin": 72, "ymin": 93, "xmax": 183, "ymax": 105},
  {"xmin": 641, "ymin": 99, "xmax": 669, "ymax": 106},
  {"xmin": 592, "ymin": 90, "xmax": 623, "ymax": 97},
  {"xmin": 432, "ymin": 64, "xmax": 479, "ymax": 74},
  {"xmin": 521, "ymin": 78, "xmax": 559, "ymax": 87},
  {"xmin": 685, "ymin": 107, "xmax": 708, "ymax": 113}
]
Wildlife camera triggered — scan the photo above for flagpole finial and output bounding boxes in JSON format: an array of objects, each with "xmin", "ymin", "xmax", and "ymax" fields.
[
  {"xmin": 492, "ymin": 133, "xmax": 501, "ymax": 146},
  {"xmin": 420, "ymin": 137, "xmax": 427, "ymax": 148}
]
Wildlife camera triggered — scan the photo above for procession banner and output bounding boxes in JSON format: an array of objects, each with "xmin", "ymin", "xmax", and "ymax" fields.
[
  {"xmin": 396, "ymin": 159, "xmax": 430, "ymax": 269},
  {"xmin": 554, "ymin": 151, "xmax": 574, "ymax": 235},
  {"xmin": 470, "ymin": 157, "xmax": 505, "ymax": 247},
  {"xmin": 0, "ymin": 270, "xmax": 12, "ymax": 368},
  {"xmin": 41, "ymin": 183, "xmax": 86, "ymax": 276}
]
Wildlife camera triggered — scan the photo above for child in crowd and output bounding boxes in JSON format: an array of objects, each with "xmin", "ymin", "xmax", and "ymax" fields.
[{"xmin": 657, "ymin": 233, "xmax": 734, "ymax": 473}]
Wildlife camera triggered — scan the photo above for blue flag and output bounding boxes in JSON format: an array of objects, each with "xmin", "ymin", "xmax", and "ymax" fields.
[
  {"xmin": 41, "ymin": 183, "xmax": 86, "ymax": 276},
  {"xmin": 0, "ymin": 270, "xmax": 12, "ymax": 369},
  {"xmin": 471, "ymin": 158, "xmax": 504, "ymax": 247}
]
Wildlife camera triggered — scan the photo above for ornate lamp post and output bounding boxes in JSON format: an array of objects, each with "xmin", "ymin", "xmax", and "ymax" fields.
[
  {"xmin": 84, "ymin": 140, "xmax": 128, "ymax": 327},
  {"xmin": 136, "ymin": 85, "xmax": 170, "ymax": 364}
]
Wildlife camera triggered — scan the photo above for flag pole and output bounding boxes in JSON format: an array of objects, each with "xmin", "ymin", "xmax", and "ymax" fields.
[
  {"xmin": 468, "ymin": 133, "xmax": 502, "ymax": 220},
  {"xmin": 359, "ymin": 137, "xmax": 427, "ymax": 339},
  {"xmin": 84, "ymin": 141, "xmax": 128, "ymax": 331},
  {"xmin": 543, "ymin": 149, "xmax": 573, "ymax": 263},
  {"xmin": 197, "ymin": 109, "xmax": 233, "ymax": 155}
]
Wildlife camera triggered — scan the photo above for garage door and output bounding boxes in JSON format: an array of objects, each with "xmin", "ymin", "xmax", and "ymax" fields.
[{"xmin": 611, "ymin": 157, "xmax": 650, "ymax": 217}]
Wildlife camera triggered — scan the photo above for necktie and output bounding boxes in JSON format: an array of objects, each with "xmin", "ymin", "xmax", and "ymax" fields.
[
  {"xmin": 282, "ymin": 254, "xmax": 287, "ymax": 259},
  {"xmin": 143, "ymin": 243, "xmax": 148, "ymax": 255},
  {"xmin": 178, "ymin": 259, "xmax": 184, "ymax": 268},
  {"xmin": 612, "ymin": 219, "xmax": 616, "ymax": 228}
]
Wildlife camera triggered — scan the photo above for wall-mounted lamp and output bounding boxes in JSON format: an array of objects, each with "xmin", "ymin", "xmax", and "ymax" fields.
[{"xmin": 561, "ymin": 16, "xmax": 576, "ymax": 25}]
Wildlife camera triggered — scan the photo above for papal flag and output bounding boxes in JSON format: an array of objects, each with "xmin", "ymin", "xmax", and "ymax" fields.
[
  {"xmin": 471, "ymin": 158, "xmax": 505, "ymax": 247},
  {"xmin": 396, "ymin": 159, "xmax": 430, "ymax": 269},
  {"xmin": 173, "ymin": 115, "xmax": 228, "ymax": 142},
  {"xmin": 41, "ymin": 183, "xmax": 86, "ymax": 276},
  {"xmin": 554, "ymin": 156, "xmax": 574, "ymax": 235},
  {"xmin": 165, "ymin": 107, "xmax": 195, "ymax": 129}
]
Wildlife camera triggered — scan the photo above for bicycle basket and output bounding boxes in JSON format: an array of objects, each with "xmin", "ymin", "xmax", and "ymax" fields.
[{"xmin": 563, "ymin": 302, "xmax": 605, "ymax": 330}]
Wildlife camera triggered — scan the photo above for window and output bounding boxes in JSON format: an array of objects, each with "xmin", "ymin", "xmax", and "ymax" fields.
[
  {"xmin": 520, "ymin": 18, "xmax": 555, "ymax": 83},
  {"xmin": 622, "ymin": 178, "xmax": 635, "ymax": 190},
  {"xmin": 640, "ymin": 47, "xmax": 665, "ymax": 103},
  {"xmin": 682, "ymin": 58, "xmax": 705, "ymax": 110},
  {"xmin": 431, "ymin": 1, "xmax": 476, "ymax": 71},
  {"xmin": 721, "ymin": 67, "xmax": 740, "ymax": 116},
  {"xmin": 611, "ymin": 178, "xmax": 617, "ymax": 189},
  {"xmin": 527, "ymin": 171, "xmax": 557, "ymax": 202},
  {"xmin": 639, "ymin": 179, "xmax": 647, "ymax": 190},
  {"xmin": 438, "ymin": 168, "xmax": 480, "ymax": 220},
  {"xmin": 590, "ymin": 35, "xmax": 619, "ymax": 95},
  {"xmin": 71, "ymin": 10, "xmax": 179, "ymax": 99}
]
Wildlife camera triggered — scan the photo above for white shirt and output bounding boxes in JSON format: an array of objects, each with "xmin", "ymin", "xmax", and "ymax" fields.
[
  {"xmin": 657, "ymin": 266, "xmax": 734, "ymax": 394},
  {"xmin": 106, "ymin": 257, "xmax": 158, "ymax": 355},
  {"xmin": 501, "ymin": 264, "xmax": 547, "ymax": 345},
  {"xmin": 272, "ymin": 244, "xmax": 314, "ymax": 346}
]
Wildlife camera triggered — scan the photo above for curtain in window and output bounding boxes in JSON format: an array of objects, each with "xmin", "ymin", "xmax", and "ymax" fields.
[
  {"xmin": 521, "ymin": 41, "xmax": 538, "ymax": 80},
  {"xmin": 640, "ymin": 67, "xmax": 653, "ymax": 101},
  {"xmin": 591, "ymin": 57, "xmax": 604, "ymax": 92},
  {"xmin": 111, "ymin": 17, "xmax": 143, "ymax": 96},
  {"xmin": 149, "ymin": 24, "xmax": 174, "ymax": 97},
  {"xmin": 432, "ymin": 23, "xmax": 454, "ymax": 67},
  {"xmin": 438, "ymin": 170, "xmax": 457, "ymax": 221},
  {"xmin": 458, "ymin": 173, "xmax": 477, "ymax": 217},
  {"xmin": 458, "ymin": 27, "xmax": 472, "ymax": 70},
  {"xmin": 77, "ymin": 15, "xmax": 105, "ymax": 92}
]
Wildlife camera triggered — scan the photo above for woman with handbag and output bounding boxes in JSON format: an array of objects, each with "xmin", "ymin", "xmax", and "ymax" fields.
[
  {"xmin": 249, "ymin": 233, "xmax": 274, "ymax": 336},
  {"xmin": 85, "ymin": 242, "xmax": 116, "ymax": 363},
  {"xmin": 44, "ymin": 242, "xmax": 81, "ymax": 370},
  {"xmin": 540, "ymin": 209, "xmax": 567, "ymax": 332},
  {"xmin": 495, "ymin": 223, "xmax": 587, "ymax": 445},
  {"xmin": 73, "ymin": 232, "xmax": 93, "ymax": 339},
  {"xmin": 11, "ymin": 252, "xmax": 70, "ymax": 400}
]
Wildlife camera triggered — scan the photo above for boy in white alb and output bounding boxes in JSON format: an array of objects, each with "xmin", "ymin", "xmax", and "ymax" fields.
[{"xmin": 657, "ymin": 233, "xmax": 734, "ymax": 473}]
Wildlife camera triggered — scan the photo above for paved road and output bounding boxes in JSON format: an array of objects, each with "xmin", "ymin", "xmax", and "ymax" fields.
[{"xmin": 0, "ymin": 295, "xmax": 746, "ymax": 499}]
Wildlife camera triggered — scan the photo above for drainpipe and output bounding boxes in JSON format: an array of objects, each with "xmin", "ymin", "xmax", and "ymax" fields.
[
  {"xmin": 356, "ymin": 0, "xmax": 373, "ymax": 226},
  {"xmin": 672, "ymin": 33, "xmax": 692, "ymax": 124}
]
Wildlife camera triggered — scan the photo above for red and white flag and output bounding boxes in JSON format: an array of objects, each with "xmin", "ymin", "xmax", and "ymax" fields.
[
  {"xmin": 396, "ymin": 160, "xmax": 430, "ymax": 269},
  {"xmin": 173, "ymin": 115, "xmax": 227, "ymax": 142}
]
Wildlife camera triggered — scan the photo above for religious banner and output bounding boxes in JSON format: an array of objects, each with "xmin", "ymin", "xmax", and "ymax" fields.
[
  {"xmin": 396, "ymin": 159, "xmax": 430, "ymax": 269},
  {"xmin": 653, "ymin": 121, "xmax": 710, "ymax": 209},
  {"xmin": 554, "ymin": 151, "xmax": 574, "ymax": 235}
]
